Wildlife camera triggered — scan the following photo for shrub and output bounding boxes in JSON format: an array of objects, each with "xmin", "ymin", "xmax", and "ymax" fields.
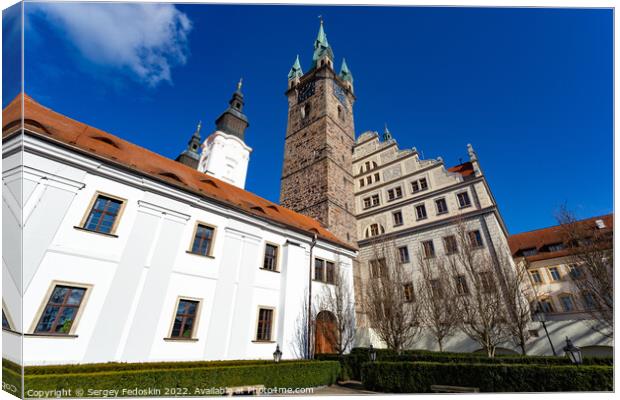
[
  {"xmin": 23, "ymin": 361, "xmax": 340, "ymax": 397},
  {"xmin": 361, "ymin": 361, "xmax": 613, "ymax": 393},
  {"xmin": 2, "ymin": 362, "xmax": 22, "ymax": 398},
  {"xmin": 322, "ymin": 349, "xmax": 612, "ymax": 381}
]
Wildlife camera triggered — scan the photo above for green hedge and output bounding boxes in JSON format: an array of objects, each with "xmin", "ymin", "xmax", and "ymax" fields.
[
  {"xmin": 361, "ymin": 361, "xmax": 613, "ymax": 392},
  {"xmin": 23, "ymin": 361, "xmax": 340, "ymax": 397},
  {"xmin": 2, "ymin": 360, "xmax": 22, "ymax": 398},
  {"xmin": 317, "ymin": 349, "xmax": 613, "ymax": 381},
  {"xmin": 24, "ymin": 359, "xmax": 300, "ymax": 375}
]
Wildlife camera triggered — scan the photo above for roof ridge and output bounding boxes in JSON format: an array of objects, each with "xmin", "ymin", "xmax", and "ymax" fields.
[
  {"xmin": 4, "ymin": 92, "xmax": 355, "ymax": 251},
  {"xmin": 510, "ymin": 213, "xmax": 613, "ymax": 237}
]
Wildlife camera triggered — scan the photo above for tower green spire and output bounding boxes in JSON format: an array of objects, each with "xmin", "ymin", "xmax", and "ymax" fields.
[
  {"xmin": 288, "ymin": 55, "xmax": 303, "ymax": 80},
  {"xmin": 312, "ymin": 17, "xmax": 334, "ymax": 68},
  {"xmin": 339, "ymin": 58, "xmax": 353, "ymax": 83},
  {"xmin": 383, "ymin": 123, "xmax": 393, "ymax": 141}
]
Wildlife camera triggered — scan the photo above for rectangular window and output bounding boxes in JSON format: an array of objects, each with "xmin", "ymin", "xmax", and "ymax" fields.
[
  {"xmin": 359, "ymin": 179, "xmax": 365, "ymax": 188},
  {"xmin": 171, "ymin": 299, "xmax": 199, "ymax": 339},
  {"xmin": 374, "ymin": 173, "xmax": 380, "ymax": 182},
  {"xmin": 191, "ymin": 224, "xmax": 215, "ymax": 257},
  {"xmin": 398, "ymin": 246, "xmax": 410, "ymax": 263},
  {"xmin": 371, "ymin": 194, "xmax": 380, "ymax": 207},
  {"xmin": 263, "ymin": 243, "xmax": 278, "ymax": 271},
  {"xmin": 455, "ymin": 275, "xmax": 469, "ymax": 295},
  {"xmin": 415, "ymin": 204, "xmax": 427, "ymax": 220},
  {"xmin": 35, "ymin": 285, "xmax": 87, "ymax": 334},
  {"xmin": 560, "ymin": 296, "xmax": 574, "ymax": 312},
  {"xmin": 2, "ymin": 309, "xmax": 11, "ymax": 330},
  {"xmin": 457, "ymin": 191, "xmax": 471, "ymax": 208},
  {"xmin": 582, "ymin": 292, "xmax": 596, "ymax": 310},
  {"xmin": 314, "ymin": 258, "xmax": 325, "ymax": 281},
  {"xmin": 387, "ymin": 187, "xmax": 403, "ymax": 201},
  {"xmin": 435, "ymin": 198, "xmax": 448, "ymax": 214},
  {"xmin": 530, "ymin": 270, "xmax": 543, "ymax": 284},
  {"xmin": 569, "ymin": 264, "xmax": 583, "ymax": 280},
  {"xmin": 419, "ymin": 178, "xmax": 428, "ymax": 190},
  {"xmin": 548, "ymin": 267, "xmax": 561, "ymax": 281},
  {"xmin": 83, "ymin": 194, "xmax": 123, "ymax": 234},
  {"xmin": 522, "ymin": 248, "xmax": 538, "ymax": 257},
  {"xmin": 411, "ymin": 181, "xmax": 419, "ymax": 193},
  {"xmin": 403, "ymin": 283, "xmax": 414, "ymax": 302},
  {"xmin": 540, "ymin": 299, "xmax": 554, "ymax": 313},
  {"xmin": 468, "ymin": 230, "xmax": 484, "ymax": 248},
  {"xmin": 369, "ymin": 258, "xmax": 386, "ymax": 278},
  {"xmin": 393, "ymin": 211, "xmax": 403, "ymax": 226},
  {"xmin": 422, "ymin": 240, "xmax": 435, "ymax": 258},
  {"xmin": 256, "ymin": 308, "xmax": 274, "ymax": 341},
  {"xmin": 443, "ymin": 235, "xmax": 458, "ymax": 254},
  {"xmin": 363, "ymin": 197, "xmax": 372, "ymax": 209},
  {"xmin": 366, "ymin": 176, "xmax": 372, "ymax": 184},
  {"xmin": 325, "ymin": 261, "xmax": 336, "ymax": 284},
  {"xmin": 547, "ymin": 243, "xmax": 565, "ymax": 252}
]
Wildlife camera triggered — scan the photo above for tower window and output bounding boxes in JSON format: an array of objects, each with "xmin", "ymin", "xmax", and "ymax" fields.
[
  {"xmin": 337, "ymin": 105, "xmax": 343, "ymax": 120},
  {"xmin": 235, "ymin": 102, "xmax": 241, "ymax": 109}
]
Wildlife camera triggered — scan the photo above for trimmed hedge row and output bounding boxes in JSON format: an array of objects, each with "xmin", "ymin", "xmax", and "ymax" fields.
[
  {"xmin": 361, "ymin": 361, "xmax": 613, "ymax": 392},
  {"xmin": 2, "ymin": 364, "xmax": 22, "ymax": 398},
  {"xmin": 23, "ymin": 361, "xmax": 340, "ymax": 397},
  {"xmin": 316, "ymin": 349, "xmax": 613, "ymax": 381},
  {"xmin": 24, "ymin": 359, "xmax": 300, "ymax": 376}
]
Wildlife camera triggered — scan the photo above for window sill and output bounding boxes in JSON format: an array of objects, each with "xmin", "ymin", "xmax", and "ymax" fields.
[
  {"xmin": 416, "ymin": 217, "xmax": 428, "ymax": 221},
  {"xmin": 459, "ymin": 204, "xmax": 472, "ymax": 209},
  {"xmin": 164, "ymin": 337, "xmax": 199, "ymax": 342},
  {"xmin": 393, "ymin": 223, "xmax": 403, "ymax": 227},
  {"xmin": 436, "ymin": 211, "xmax": 449, "ymax": 216},
  {"xmin": 252, "ymin": 340, "xmax": 276, "ymax": 344},
  {"xmin": 185, "ymin": 251, "xmax": 215, "ymax": 259},
  {"xmin": 25, "ymin": 332, "xmax": 78, "ymax": 338},
  {"xmin": 260, "ymin": 268, "xmax": 280, "ymax": 273},
  {"xmin": 73, "ymin": 226, "xmax": 118, "ymax": 238}
]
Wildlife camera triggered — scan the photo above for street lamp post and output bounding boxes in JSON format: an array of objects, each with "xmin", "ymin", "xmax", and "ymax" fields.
[
  {"xmin": 369, "ymin": 344, "xmax": 377, "ymax": 362},
  {"xmin": 563, "ymin": 337, "xmax": 583, "ymax": 365},
  {"xmin": 273, "ymin": 344, "xmax": 283, "ymax": 363},
  {"xmin": 533, "ymin": 307, "xmax": 557, "ymax": 356}
]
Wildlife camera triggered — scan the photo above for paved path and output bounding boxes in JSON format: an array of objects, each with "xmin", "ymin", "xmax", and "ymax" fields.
[{"xmin": 310, "ymin": 381, "xmax": 375, "ymax": 396}]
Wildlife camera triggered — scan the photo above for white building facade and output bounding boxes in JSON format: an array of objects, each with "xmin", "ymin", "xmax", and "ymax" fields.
[{"xmin": 2, "ymin": 94, "xmax": 356, "ymax": 366}]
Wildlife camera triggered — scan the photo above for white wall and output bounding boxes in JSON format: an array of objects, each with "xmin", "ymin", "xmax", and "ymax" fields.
[
  {"xmin": 198, "ymin": 130, "xmax": 252, "ymax": 189},
  {"xmin": 4, "ymin": 133, "xmax": 355, "ymax": 366}
]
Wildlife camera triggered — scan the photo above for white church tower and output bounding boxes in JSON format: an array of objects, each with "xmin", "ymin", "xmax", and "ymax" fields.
[{"xmin": 197, "ymin": 79, "xmax": 252, "ymax": 189}]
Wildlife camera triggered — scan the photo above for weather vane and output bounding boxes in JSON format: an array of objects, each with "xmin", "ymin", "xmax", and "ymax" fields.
[
  {"xmin": 318, "ymin": 15, "xmax": 323, "ymax": 24},
  {"xmin": 237, "ymin": 77, "xmax": 243, "ymax": 91}
]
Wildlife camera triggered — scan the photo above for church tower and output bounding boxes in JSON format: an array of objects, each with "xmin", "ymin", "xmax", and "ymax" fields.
[
  {"xmin": 280, "ymin": 20, "xmax": 357, "ymax": 245},
  {"xmin": 197, "ymin": 80, "xmax": 253, "ymax": 189}
]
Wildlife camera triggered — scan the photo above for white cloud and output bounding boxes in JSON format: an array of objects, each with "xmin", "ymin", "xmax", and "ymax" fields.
[{"xmin": 32, "ymin": 3, "xmax": 192, "ymax": 86}]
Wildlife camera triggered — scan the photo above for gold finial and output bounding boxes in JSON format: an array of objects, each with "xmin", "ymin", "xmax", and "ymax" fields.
[
  {"xmin": 318, "ymin": 15, "xmax": 323, "ymax": 25},
  {"xmin": 197, "ymin": 120, "xmax": 202, "ymax": 133},
  {"xmin": 237, "ymin": 77, "xmax": 243, "ymax": 91}
]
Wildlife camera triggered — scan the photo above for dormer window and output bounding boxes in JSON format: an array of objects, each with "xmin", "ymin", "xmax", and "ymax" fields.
[{"xmin": 595, "ymin": 219, "xmax": 606, "ymax": 229}]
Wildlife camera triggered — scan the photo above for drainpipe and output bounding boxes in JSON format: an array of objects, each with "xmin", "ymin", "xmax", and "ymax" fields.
[{"xmin": 307, "ymin": 233, "xmax": 318, "ymax": 360}]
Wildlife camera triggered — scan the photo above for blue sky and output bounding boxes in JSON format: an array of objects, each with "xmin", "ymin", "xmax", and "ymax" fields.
[{"xmin": 4, "ymin": 3, "xmax": 613, "ymax": 234}]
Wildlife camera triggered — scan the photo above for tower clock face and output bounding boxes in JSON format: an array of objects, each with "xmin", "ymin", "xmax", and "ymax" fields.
[
  {"xmin": 297, "ymin": 81, "xmax": 315, "ymax": 103},
  {"xmin": 333, "ymin": 83, "xmax": 347, "ymax": 106}
]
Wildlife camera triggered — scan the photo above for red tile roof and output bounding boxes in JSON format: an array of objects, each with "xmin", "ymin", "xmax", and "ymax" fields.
[
  {"xmin": 447, "ymin": 161, "xmax": 475, "ymax": 177},
  {"xmin": 2, "ymin": 93, "xmax": 356, "ymax": 251},
  {"xmin": 508, "ymin": 214, "xmax": 613, "ymax": 262}
]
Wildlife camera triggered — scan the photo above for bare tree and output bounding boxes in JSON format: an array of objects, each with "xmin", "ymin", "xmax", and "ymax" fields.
[
  {"xmin": 556, "ymin": 207, "xmax": 613, "ymax": 338},
  {"xmin": 317, "ymin": 267, "xmax": 356, "ymax": 355},
  {"xmin": 292, "ymin": 289, "xmax": 317, "ymax": 359},
  {"xmin": 416, "ymin": 252, "xmax": 460, "ymax": 352},
  {"xmin": 362, "ymin": 237, "xmax": 422, "ymax": 353},
  {"xmin": 449, "ymin": 220, "xmax": 511, "ymax": 357},
  {"xmin": 501, "ymin": 251, "xmax": 535, "ymax": 355}
]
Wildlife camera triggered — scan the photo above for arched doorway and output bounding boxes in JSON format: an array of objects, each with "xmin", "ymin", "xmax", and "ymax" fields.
[{"xmin": 315, "ymin": 310, "xmax": 337, "ymax": 354}]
